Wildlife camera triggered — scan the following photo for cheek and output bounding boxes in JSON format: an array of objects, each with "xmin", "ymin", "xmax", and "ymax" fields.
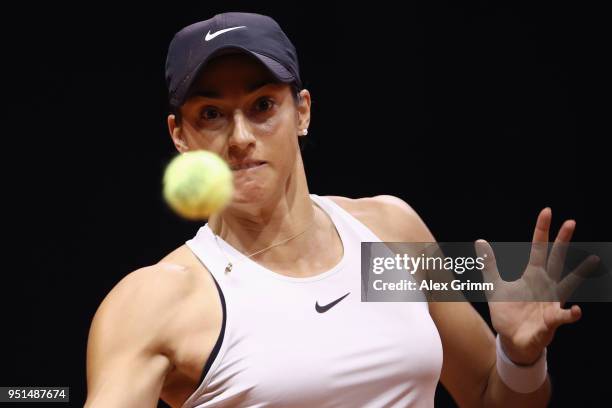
[
  {"xmin": 259, "ymin": 107, "xmax": 298, "ymax": 145},
  {"xmin": 183, "ymin": 128, "xmax": 223, "ymax": 151}
]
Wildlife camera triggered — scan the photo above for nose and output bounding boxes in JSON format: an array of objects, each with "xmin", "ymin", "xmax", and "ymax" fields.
[{"xmin": 228, "ymin": 110, "xmax": 255, "ymax": 152}]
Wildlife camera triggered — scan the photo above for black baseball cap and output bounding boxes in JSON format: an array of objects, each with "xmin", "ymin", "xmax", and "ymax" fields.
[{"xmin": 165, "ymin": 12, "xmax": 302, "ymax": 108}]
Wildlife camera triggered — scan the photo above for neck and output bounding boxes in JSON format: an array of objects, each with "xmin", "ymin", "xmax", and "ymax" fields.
[{"xmin": 208, "ymin": 153, "xmax": 319, "ymax": 259}]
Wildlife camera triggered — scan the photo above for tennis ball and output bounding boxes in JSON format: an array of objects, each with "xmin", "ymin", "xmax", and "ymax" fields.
[{"xmin": 163, "ymin": 150, "xmax": 233, "ymax": 220}]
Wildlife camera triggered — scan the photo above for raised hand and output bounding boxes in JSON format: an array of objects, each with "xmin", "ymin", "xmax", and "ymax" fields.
[{"xmin": 475, "ymin": 208, "xmax": 599, "ymax": 364}]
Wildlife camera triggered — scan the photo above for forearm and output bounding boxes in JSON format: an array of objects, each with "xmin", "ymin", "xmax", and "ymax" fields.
[{"xmin": 481, "ymin": 359, "xmax": 551, "ymax": 408}]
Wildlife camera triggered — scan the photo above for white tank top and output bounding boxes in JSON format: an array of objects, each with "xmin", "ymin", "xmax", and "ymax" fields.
[{"xmin": 182, "ymin": 194, "xmax": 443, "ymax": 408}]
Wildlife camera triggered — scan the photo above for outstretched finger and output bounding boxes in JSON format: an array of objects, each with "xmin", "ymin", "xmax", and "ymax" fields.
[
  {"xmin": 545, "ymin": 304, "xmax": 582, "ymax": 330},
  {"xmin": 529, "ymin": 207, "xmax": 552, "ymax": 268},
  {"xmin": 557, "ymin": 255, "xmax": 601, "ymax": 306},
  {"xmin": 548, "ymin": 219, "xmax": 576, "ymax": 282}
]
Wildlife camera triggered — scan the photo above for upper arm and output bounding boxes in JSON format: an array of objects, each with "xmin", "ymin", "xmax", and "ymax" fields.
[
  {"xmin": 430, "ymin": 301, "xmax": 496, "ymax": 407},
  {"xmin": 85, "ymin": 265, "xmax": 191, "ymax": 408},
  {"xmin": 368, "ymin": 195, "xmax": 497, "ymax": 407}
]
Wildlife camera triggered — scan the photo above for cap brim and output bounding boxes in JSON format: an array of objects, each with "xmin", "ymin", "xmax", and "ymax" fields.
[{"xmin": 175, "ymin": 46, "xmax": 297, "ymax": 107}]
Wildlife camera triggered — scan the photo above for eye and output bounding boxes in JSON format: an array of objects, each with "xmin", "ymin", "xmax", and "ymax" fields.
[
  {"xmin": 200, "ymin": 107, "xmax": 222, "ymax": 120},
  {"xmin": 254, "ymin": 97, "xmax": 275, "ymax": 112}
]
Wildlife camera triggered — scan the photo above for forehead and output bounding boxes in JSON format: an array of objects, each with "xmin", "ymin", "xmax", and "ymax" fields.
[{"xmin": 188, "ymin": 53, "xmax": 280, "ymax": 98}]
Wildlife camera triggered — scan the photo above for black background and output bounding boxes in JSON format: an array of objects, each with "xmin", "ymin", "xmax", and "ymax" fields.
[{"xmin": 2, "ymin": 1, "xmax": 609, "ymax": 407}]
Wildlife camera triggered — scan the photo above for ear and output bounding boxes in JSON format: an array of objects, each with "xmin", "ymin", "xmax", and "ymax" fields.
[
  {"xmin": 296, "ymin": 89, "xmax": 311, "ymax": 136},
  {"xmin": 167, "ymin": 114, "xmax": 189, "ymax": 153}
]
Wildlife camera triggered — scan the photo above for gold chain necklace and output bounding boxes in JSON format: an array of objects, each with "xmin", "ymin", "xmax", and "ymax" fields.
[{"xmin": 213, "ymin": 214, "xmax": 317, "ymax": 273}]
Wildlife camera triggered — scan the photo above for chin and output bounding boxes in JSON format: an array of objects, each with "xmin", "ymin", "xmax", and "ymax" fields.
[{"xmin": 231, "ymin": 183, "xmax": 270, "ymax": 205}]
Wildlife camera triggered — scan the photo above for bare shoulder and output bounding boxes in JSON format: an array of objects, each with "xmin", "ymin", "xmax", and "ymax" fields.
[
  {"xmin": 102, "ymin": 262, "xmax": 198, "ymax": 307},
  {"xmin": 91, "ymin": 245, "xmax": 214, "ymax": 342},
  {"xmin": 325, "ymin": 195, "xmax": 435, "ymax": 242},
  {"xmin": 89, "ymin": 262, "xmax": 200, "ymax": 349},
  {"xmin": 159, "ymin": 243, "xmax": 207, "ymax": 271}
]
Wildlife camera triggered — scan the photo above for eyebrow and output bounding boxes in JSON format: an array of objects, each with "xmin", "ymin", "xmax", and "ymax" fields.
[{"xmin": 191, "ymin": 80, "xmax": 277, "ymax": 100}]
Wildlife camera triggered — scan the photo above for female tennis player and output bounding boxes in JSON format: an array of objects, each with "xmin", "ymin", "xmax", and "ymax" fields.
[{"xmin": 85, "ymin": 12, "xmax": 583, "ymax": 408}]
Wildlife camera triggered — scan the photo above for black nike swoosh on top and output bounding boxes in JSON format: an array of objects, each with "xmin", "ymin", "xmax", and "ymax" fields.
[{"xmin": 315, "ymin": 292, "xmax": 350, "ymax": 313}]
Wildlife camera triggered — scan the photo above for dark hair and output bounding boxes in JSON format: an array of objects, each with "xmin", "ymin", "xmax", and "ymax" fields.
[{"xmin": 171, "ymin": 81, "xmax": 309, "ymax": 152}]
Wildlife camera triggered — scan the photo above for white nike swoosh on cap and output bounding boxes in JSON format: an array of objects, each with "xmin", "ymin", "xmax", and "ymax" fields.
[{"xmin": 205, "ymin": 26, "xmax": 247, "ymax": 41}]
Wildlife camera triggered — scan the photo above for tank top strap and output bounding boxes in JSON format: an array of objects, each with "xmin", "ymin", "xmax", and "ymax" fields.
[
  {"xmin": 185, "ymin": 225, "xmax": 232, "ymax": 291},
  {"xmin": 309, "ymin": 194, "xmax": 383, "ymax": 243}
]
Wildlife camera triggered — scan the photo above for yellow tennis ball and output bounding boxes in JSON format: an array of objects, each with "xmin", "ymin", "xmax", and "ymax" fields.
[{"xmin": 163, "ymin": 150, "xmax": 233, "ymax": 220}]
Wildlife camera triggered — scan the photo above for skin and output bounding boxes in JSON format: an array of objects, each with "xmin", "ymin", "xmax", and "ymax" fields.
[{"xmin": 85, "ymin": 53, "xmax": 583, "ymax": 407}]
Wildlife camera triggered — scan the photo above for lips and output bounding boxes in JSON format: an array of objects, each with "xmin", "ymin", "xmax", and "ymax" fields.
[{"xmin": 229, "ymin": 160, "xmax": 266, "ymax": 171}]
